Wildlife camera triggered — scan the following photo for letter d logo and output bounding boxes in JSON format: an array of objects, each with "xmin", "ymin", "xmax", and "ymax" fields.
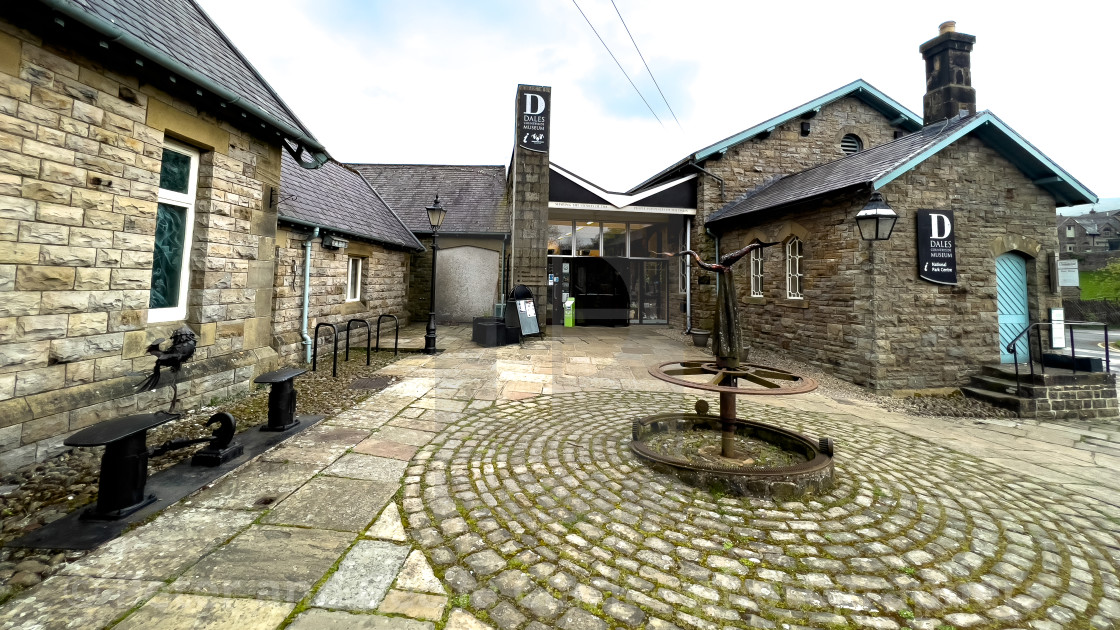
[
  {"xmin": 525, "ymin": 93, "xmax": 546, "ymax": 116},
  {"xmin": 930, "ymin": 213, "xmax": 952, "ymax": 239}
]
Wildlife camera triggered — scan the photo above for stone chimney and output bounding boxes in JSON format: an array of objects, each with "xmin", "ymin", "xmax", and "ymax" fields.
[{"xmin": 919, "ymin": 21, "xmax": 977, "ymax": 124}]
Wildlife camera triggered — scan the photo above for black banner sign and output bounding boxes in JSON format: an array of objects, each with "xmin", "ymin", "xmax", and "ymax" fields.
[
  {"xmin": 917, "ymin": 209, "xmax": 957, "ymax": 284},
  {"xmin": 517, "ymin": 89, "xmax": 549, "ymax": 153}
]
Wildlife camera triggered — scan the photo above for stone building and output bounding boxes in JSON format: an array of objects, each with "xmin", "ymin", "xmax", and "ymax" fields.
[
  {"xmin": 0, "ymin": 0, "xmax": 331, "ymax": 471},
  {"xmin": 1056, "ymin": 211, "xmax": 1120, "ymax": 255},
  {"xmin": 624, "ymin": 23, "xmax": 1097, "ymax": 391},
  {"xmin": 351, "ymin": 164, "xmax": 508, "ymax": 324},
  {"xmin": 272, "ymin": 153, "xmax": 423, "ymax": 362}
]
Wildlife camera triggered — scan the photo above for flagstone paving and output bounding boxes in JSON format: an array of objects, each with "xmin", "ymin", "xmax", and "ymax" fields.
[{"xmin": 2, "ymin": 325, "xmax": 1119, "ymax": 629}]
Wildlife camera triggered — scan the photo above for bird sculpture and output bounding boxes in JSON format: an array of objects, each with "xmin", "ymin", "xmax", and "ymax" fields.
[{"xmin": 136, "ymin": 325, "xmax": 198, "ymax": 412}]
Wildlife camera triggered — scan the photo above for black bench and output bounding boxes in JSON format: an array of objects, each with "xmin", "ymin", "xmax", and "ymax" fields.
[
  {"xmin": 64, "ymin": 411, "xmax": 179, "ymax": 520},
  {"xmin": 254, "ymin": 367, "xmax": 307, "ymax": 431}
]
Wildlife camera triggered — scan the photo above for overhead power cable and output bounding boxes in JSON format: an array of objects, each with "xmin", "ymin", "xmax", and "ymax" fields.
[
  {"xmin": 570, "ymin": 0, "xmax": 663, "ymax": 126},
  {"xmin": 610, "ymin": 0, "xmax": 681, "ymax": 129}
]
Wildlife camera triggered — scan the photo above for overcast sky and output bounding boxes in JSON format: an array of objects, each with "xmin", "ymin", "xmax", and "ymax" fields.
[{"xmin": 198, "ymin": 0, "xmax": 1118, "ymax": 201}]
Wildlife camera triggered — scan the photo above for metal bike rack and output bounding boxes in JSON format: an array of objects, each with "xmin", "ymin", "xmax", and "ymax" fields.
[
  {"xmin": 375, "ymin": 314, "xmax": 399, "ymax": 356},
  {"xmin": 312, "ymin": 322, "xmax": 339, "ymax": 377},
  {"xmin": 346, "ymin": 319, "xmax": 372, "ymax": 366}
]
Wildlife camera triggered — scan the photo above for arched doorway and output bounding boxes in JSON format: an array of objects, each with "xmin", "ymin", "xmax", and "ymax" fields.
[{"xmin": 996, "ymin": 252, "xmax": 1029, "ymax": 363}]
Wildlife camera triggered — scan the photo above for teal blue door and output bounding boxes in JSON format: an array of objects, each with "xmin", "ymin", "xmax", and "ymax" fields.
[{"xmin": 996, "ymin": 253, "xmax": 1029, "ymax": 363}]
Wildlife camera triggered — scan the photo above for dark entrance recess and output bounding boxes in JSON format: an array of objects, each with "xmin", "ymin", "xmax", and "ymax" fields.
[{"xmin": 549, "ymin": 257, "xmax": 667, "ymax": 326}]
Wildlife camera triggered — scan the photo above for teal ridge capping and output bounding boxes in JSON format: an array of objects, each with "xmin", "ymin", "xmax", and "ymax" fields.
[
  {"xmin": 693, "ymin": 79, "xmax": 923, "ymax": 162},
  {"xmin": 39, "ymin": 0, "xmax": 330, "ymax": 169},
  {"xmin": 872, "ymin": 113, "xmax": 1097, "ymax": 206}
]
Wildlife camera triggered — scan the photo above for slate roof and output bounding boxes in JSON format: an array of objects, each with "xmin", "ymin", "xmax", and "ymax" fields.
[
  {"xmin": 279, "ymin": 152, "xmax": 423, "ymax": 251},
  {"xmin": 50, "ymin": 0, "xmax": 321, "ymax": 151},
  {"xmin": 349, "ymin": 165, "xmax": 509, "ymax": 234},
  {"xmin": 708, "ymin": 111, "xmax": 1097, "ymax": 226}
]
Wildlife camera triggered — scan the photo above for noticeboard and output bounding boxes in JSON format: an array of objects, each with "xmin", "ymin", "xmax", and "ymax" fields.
[
  {"xmin": 515, "ymin": 299, "xmax": 539, "ymax": 336},
  {"xmin": 1057, "ymin": 260, "xmax": 1079, "ymax": 287}
]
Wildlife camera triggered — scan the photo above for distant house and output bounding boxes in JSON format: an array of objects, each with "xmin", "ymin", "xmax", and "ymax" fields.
[{"xmin": 1056, "ymin": 199, "xmax": 1120, "ymax": 255}]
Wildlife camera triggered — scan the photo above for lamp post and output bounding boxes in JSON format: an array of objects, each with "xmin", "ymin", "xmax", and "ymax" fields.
[
  {"xmin": 423, "ymin": 194, "xmax": 447, "ymax": 355},
  {"xmin": 856, "ymin": 191, "xmax": 897, "ymax": 389}
]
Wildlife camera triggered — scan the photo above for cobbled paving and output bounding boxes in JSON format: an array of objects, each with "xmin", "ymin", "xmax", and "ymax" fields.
[{"xmin": 404, "ymin": 392, "xmax": 1120, "ymax": 630}]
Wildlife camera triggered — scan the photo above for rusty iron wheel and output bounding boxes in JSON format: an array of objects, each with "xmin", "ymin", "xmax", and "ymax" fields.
[{"xmin": 648, "ymin": 360, "xmax": 818, "ymax": 395}]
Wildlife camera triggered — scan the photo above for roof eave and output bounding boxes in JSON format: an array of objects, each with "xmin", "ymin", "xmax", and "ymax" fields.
[
  {"xmin": 39, "ymin": 0, "xmax": 330, "ymax": 169},
  {"xmin": 872, "ymin": 113, "xmax": 1097, "ymax": 207},
  {"xmin": 694, "ymin": 80, "xmax": 923, "ymax": 163},
  {"xmin": 278, "ymin": 215, "xmax": 425, "ymax": 253}
]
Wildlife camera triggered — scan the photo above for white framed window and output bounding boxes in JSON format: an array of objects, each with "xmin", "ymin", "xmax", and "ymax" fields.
[
  {"xmin": 1066, "ymin": 225, "xmax": 1075, "ymax": 238},
  {"xmin": 786, "ymin": 237, "xmax": 804, "ymax": 299},
  {"xmin": 346, "ymin": 256, "xmax": 363, "ymax": 302},
  {"xmin": 750, "ymin": 244, "xmax": 764, "ymax": 297},
  {"xmin": 148, "ymin": 139, "xmax": 200, "ymax": 323}
]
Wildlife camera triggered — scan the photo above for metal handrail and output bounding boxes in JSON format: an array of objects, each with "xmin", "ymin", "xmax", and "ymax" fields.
[
  {"xmin": 1008, "ymin": 320, "xmax": 1110, "ymax": 390},
  {"xmin": 345, "ymin": 319, "xmax": 371, "ymax": 365},
  {"xmin": 312, "ymin": 323, "xmax": 339, "ymax": 377},
  {"xmin": 375, "ymin": 314, "xmax": 399, "ymax": 355}
]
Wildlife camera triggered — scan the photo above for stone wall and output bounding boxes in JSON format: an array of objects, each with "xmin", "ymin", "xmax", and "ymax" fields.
[
  {"xmin": 0, "ymin": 21, "xmax": 281, "ymax": 471},
  {"xmin": 407, "ymin": 235, "xmax": 505, "ymax": 324},
  {"xmin": 678, "ymin": 97, "xmax": 903, "ymax": 331},
  {"xmin": 271, "ymin": 227, "xmax": 411, "ymax": 362},
  {"xmin": 719, "ymin": 134, "xmax": 1061, "ymax": 391}
]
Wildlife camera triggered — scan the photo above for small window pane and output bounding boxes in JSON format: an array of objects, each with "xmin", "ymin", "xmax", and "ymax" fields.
[
  {"xmin": 750, "ymin": 246, "xmax": 764, "ymax": 297},
  {"xmin": 159, "ymin": 148, "xmax": 192, "ymax": 194},
  {"xmin": 548, "ymin": 220, "xmax": 572, "ymax": 256},
  {"xmin": 150, "ymin": 202, "xmax": 187, "ymax": 309},
  {"xmin": 574, "ymin": 222, "xmax": 600, "ymax": 256},
  {"xmin": 602, "ymin": 223, "xmax": 626, "ymax": 257},
  {"xmin": 629, "ymin": 223, "xmax": 667, "ymax": 258},
  {"xmin": 348, "ymin": 258, "xmax": 362, "ymax": 301}
]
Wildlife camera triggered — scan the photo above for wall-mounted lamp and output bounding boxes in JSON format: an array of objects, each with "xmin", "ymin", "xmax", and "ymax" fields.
[{"xmin": 855, "ymin": 191, "xmax": 897, "ymax": 241}]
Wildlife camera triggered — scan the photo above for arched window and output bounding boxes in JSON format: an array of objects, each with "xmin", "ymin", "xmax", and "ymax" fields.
[
  {"xmin": 750, "ymin": 244, "xmax": 764, "ymax": 297},
  {"xmin": 786, "ymin": 237, "xmax": 804, "ymax": 299}
]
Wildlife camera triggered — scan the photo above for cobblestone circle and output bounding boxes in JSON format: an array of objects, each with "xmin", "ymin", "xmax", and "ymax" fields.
[{"xmin": 403, "ymin": 392, "xmax": 1120, "ymax": 630}]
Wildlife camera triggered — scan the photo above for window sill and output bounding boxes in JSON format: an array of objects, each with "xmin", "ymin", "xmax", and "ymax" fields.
[
  {"xmin": 745, "ymin": 297, "xmax": 765, "ymax": 305},
  {"xmin": 781, "ymin": 299, "xmax": 809, "ymax": 309}
]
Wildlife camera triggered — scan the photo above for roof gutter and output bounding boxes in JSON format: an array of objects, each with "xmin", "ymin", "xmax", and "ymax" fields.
[
  {"xmin": 279, "ymin": 216, "xmax": 425, "ymax": 253},
  {"xmin": 688, "ymin": 161, "xmax": 725, "ymax": 202},
  {"xmin": 39, "ymin": 0, "xmax": 329, "ymax": 169}
]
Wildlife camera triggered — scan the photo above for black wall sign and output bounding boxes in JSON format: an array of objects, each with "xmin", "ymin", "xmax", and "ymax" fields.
[
  {"xmin": 917, "ymin": 209, "xmax": 958, "ymax": 285},
  {"xmin": 517, "ymin": 89, "xmax": 549, "ymax": 153}
]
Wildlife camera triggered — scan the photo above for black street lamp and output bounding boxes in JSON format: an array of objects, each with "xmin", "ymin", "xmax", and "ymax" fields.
[
  {"xmin": 855, "ymin": 191, "xmax": 898, "ymax": 241},
  {"xmin": 423, "ymin": 194, "xmax": 447, "ymax": 354}
]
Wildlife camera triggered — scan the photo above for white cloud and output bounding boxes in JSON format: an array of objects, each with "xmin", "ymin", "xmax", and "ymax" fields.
[{"xmin": 199, "ymin": 0, "xmax": 1119, "ymax": 197}]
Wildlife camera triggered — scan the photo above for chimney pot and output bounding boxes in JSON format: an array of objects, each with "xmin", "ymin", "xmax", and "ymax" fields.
[{"xmin": 939, "ymin": 21, "xmax": 956, "ymax": 34}]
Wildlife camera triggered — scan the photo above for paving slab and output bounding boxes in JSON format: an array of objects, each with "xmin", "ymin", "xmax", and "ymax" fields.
[
  {"xmin": 367, "ymin": 503, "xmax": 408, "ymax": 541},
  {"xmin": 287, "ymin": 608, "xmax": 434, "ymax": 630},
  {"xmin": 395, "ymin": 549, "xmax": 444, "ymax": 594},
  {"xmin": 262, "ymin": 476, "xmax": 396, "ymax": 532},
  {"xmin": 378, "ymin": 589, "xmax": 447, "ymax": 620},
  {"xmin": 191, "ymin": 461, "xmax": 323, "ymax": 510},
  {"xmin": 353, "ymin": 437, "xmax": 419, "ymax": 461},
  {"xmin": 371, "ymin": 425, "xmax": 437, "ymax": 447},
  {"xmin": 63, "ymin": 507, "xmax": 256, "ymax": 580},
  {"xmin": 260, "ymin": 425, "xmax": 370, "ymax": 467},
  {"xmin": 445, "ymin": 609, "xmax": 495, "ymax": 630},
  {"xmin": 323, "ymin": 452, "xmax": 410, "ymax": 483},
  {"xmin": 170, "ymin": 525, "xmax": 352, "ymax": 601},
  {"xmin": 113, "ymin": 593, "xmax": 293, "ymax": 630},
  {"xmin": 312, "ymin": 540, "xmax": 410, "ymax": 611},
  {"xmin": 0, "ymin": 576, "xmax": 162, "ymax": 630}
]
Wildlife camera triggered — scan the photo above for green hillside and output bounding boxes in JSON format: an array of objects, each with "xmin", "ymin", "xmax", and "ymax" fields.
[{"xmin": 1079, "ymin": 262, "xmax": 1120, "ymax": 300}]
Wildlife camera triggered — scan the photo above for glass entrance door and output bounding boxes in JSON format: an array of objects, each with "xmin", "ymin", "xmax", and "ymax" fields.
[{"xmin": 628, "ymin": 260, "xmax": 667, "ymax": 324}]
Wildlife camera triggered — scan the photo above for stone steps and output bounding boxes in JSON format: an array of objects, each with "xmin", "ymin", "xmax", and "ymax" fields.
[{"xmin": 963, "ymin": 364, "xmax": 1120, "ymax": 421}]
